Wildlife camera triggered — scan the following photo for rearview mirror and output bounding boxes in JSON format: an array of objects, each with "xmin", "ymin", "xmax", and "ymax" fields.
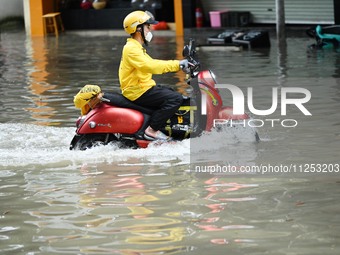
[{"xmin": 182, "ymin": 45, "xmax": 190, "ymax": 57}]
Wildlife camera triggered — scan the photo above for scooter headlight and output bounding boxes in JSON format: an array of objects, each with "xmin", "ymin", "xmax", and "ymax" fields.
[{"xmin": 89, "ymin": 121, "xmax": 96, "ymax": 129}]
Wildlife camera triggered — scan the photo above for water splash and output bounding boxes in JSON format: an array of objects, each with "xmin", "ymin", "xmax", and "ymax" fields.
[{"xmin": 0, "ymin": 124, "xmax": 190, "ymax": 167}]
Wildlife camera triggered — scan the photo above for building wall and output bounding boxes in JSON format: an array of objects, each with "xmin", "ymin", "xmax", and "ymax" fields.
[
  {"xmin": 0, "ymin": 0, "xmax": 24, "ymax": 21},
  {"xmin": 202, "ymin": 0, "xmax": 334, "ymax": 25}
]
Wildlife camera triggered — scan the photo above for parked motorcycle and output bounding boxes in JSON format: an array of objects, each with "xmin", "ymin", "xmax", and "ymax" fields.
[
  {"xmin": 306, "ymin": 25, "xmax": 340, "ymax": 50},
  {"xmin": 70, "ymin": 39, "xmax": 257, "ymax": 150}
]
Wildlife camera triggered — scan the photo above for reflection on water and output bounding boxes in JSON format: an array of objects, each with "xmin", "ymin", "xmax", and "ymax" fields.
[
  {"xmin": 25, "ymin": 37, "xmax": 57, "ymax": 125},
  {"xmin": 10, "ymin": 160, "xmax": 340, "ymax": 255},
  {"xmin": 0, "ymin": 29, "xmax": 340, "ymax": 254}
]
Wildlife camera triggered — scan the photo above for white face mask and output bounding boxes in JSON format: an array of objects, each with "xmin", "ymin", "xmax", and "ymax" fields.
[{"xmin": 144, "ymin": 31, "xmax": 153, "ymax": 42}]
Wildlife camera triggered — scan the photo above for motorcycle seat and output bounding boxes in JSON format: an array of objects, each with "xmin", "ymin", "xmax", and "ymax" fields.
[{"xmin": 102, "ymin": 92, "xmax": 154, "ymax": 115}]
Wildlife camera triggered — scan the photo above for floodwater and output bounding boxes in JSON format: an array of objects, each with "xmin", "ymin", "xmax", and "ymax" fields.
[{"xmin": 0, "ymin": 27, "xmax": 340, "ymax": 254}]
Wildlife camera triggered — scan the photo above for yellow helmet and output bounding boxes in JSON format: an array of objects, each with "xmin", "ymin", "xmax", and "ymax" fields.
[{"xmin": 123, "ymin": 10, "xmax": 158, "ymax": 35}]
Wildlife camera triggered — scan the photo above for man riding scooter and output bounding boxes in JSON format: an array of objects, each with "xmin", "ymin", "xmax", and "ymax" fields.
[{"xmin": 119, "ymin": 10, "xmax": 189, "ymax": 141}]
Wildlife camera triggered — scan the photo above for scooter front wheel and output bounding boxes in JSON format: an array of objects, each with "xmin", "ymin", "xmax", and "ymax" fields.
[{"xmin": 69, "ymin": 134, "xmax": 116, "ymax": 150}]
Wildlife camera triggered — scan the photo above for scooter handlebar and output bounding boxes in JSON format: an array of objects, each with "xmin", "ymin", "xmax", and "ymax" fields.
[{"xmin": 182, "ymin": 38, "xmax": 200, "ymax": 77}]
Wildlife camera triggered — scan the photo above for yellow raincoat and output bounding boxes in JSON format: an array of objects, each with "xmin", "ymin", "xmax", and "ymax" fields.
[{"xmin": 119, "ymin": 38, "xmax": 180, "ymax": 101}]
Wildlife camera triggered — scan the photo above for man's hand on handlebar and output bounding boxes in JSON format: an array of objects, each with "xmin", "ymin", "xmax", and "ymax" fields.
[
  {"xmin": 179, "ymin": 59, "xmax": 190, "ymax": 74},
  {"xmin": 179, "ymin": 59, "xmax": 188, "ymax": 69}
]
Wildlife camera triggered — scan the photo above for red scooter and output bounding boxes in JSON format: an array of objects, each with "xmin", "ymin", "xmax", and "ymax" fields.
[{"xmin": 70, "ymin": 39, "xmax": 254, "ymax": 150}]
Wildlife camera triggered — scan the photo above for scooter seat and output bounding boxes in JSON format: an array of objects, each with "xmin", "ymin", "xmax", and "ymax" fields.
[{"xmin": 102, "ymin": 92, "xmax": 154, "ymax": 115}]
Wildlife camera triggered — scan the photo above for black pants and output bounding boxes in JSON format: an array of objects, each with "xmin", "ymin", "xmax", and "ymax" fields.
[{"xmin": 134, "ymin": 85, "xmax": 183, "ymax": 131}]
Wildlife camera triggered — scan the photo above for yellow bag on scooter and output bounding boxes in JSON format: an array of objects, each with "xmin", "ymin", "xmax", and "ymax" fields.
[{"xmin": 74, "ymin": 84, "xmax": 102, "ymax": 115}]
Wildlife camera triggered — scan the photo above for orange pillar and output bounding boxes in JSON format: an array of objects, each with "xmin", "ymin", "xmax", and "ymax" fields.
[
  {"xmin": 29, "ymin": 0, "xmax": 44, "ymax": 36},
  {"xmin": 174, "ymin": 0, "xmax": 184, "ymax": 36},
  {"xmin": 28, "ymin": 0, "xmax": 55, "ymax": 36}
]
